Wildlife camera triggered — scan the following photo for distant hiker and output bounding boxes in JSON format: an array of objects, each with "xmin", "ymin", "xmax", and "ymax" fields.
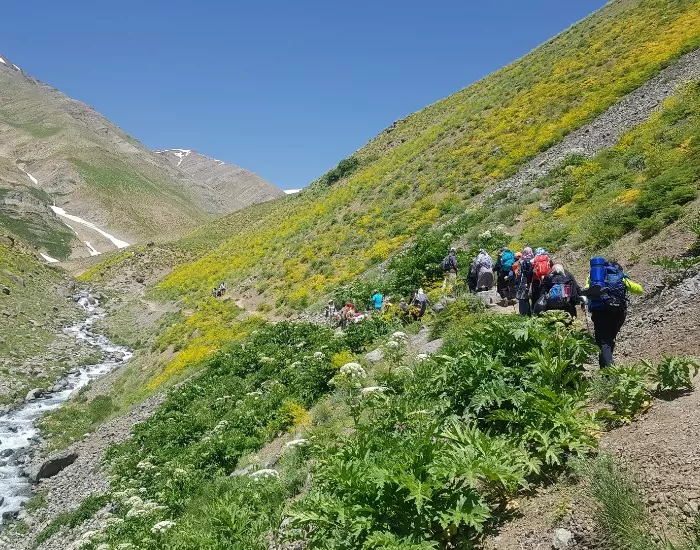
[
  {"xmin": 399, "ymin": 298, "xmax": 409, "ymax": 314},
  {"xmin": 583, "ymin": 258, "xmax": 643, "ymax": 367},
  {"xmin": 441, "ymin": 248, "xmax": 459, "ymax": 292},
  {"xmin": 531, "ymin": 247, "xmax": 553, "ymax": 310},
  {"xmin": 339, "ymin": 302, "xmax": 356, "ymax": 329},
  {"xmin": 514, "ymin": 247, "xmax": 534, "ymax": 316},
  {"xmin": 325, "ymin": 300, "xmax": 337, "ymax": 326},
  {"xmin": 218, "ymin": 282, "xmax": 227, "ymax": 296},
  {"xmin": 495, "ymin": 247, "xmax": 516, "ymax": 300},
  {"xmin": 534, "ymin": 263, "xmax": 582, "ymax": 318},
  {"xmin": 412, "ymin": 287, "xmax": 430, "ymax": 319},
  {"xmin": 471, "ymin": 249, "xmax": 494, "ymax": 292},
  {"xmin": 370, "ymin": 289, "xmax": 384, "ymax": 312}
]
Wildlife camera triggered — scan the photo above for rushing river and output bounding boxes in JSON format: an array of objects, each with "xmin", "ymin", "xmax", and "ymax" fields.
[{"xmin": 0, "ymin": 292, "xmax": 132, "ymax": 519}]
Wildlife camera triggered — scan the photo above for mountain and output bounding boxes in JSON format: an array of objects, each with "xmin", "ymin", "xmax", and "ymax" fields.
[
  {"xmin": 0, "ymin": 56, "xmax": 282, "ymax": 260},
  {"xmin": 154, "ymin": 149, "xmax": 284, "ymax": 213}
]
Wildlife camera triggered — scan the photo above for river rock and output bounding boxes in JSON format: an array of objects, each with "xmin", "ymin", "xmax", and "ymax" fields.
[
  {"xmin": 552, "ymin": 528, "xmax": 574, "ymax": 549},
  {"xmin": 476, "ymin": 289, "xmax": 501, "ymax": 307},
  {"xmin": 25, "ymin": 388, "xmax": 43, "ymax": 401},
  {"xmin": 27, "ymin": 449, "xmax": 79, "ymax": 482},
  {"xmin": 365, "ymin": 348, "xmax": 384, "ymax": 363}
]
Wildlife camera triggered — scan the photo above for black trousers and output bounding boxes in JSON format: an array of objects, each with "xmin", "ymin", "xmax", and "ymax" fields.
[{"xmin": 591, "ymin": 308, "xmax": 627, "ymax": 367}]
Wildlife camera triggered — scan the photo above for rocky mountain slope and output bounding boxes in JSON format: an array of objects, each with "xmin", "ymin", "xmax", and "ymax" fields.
[
  {"xmin": 154, "ymin": 149, "xmax": 284, "ymax": 213},
  {"xmin": 0, "ymin": 56, "xmax": 282, "ymax": 260}
]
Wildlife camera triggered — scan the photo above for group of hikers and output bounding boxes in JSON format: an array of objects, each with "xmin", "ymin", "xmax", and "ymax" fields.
[
  {"xmin": 325, "ymin": 288, "xmax": 431, "ymax": 329},
  {"xmin": 211, "ymin": 282, "xmax": 227, "ymax": 297},
  {"xmin": 441, "ymin": 246, "xmax": 643, "ymax": 367},
  {"xmin": 322, "ymin": 244, "xmax": 643, "ymax": 368}
]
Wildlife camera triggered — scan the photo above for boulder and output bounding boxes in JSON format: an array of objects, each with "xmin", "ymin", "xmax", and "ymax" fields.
[
  {"xmin": 365, "ymin": 348, "xmax": 384, "ymax": 363},
  {"xmin": 25, "ymin": 388, "xmax": 43, "ymax": 402},
  {"xmin": 431, "ymin": 302, "xmax": 445, "ymax": 314},
  {"xmin": 27, "ymin": 449, "xmax": 79, "ymax": 482},
  {"xmin": 419, "ymin": 339, "xmax": 443, "ymax": 355},
  {"xmin": 1, "ymin": 286, "xmax": 9, "ymax": 295},
  {"xmin": 476, "ymin": 289, "xmax": 501, "ymax": 307},
  {"xmin": 552, "ymin": 528, "xmax": 574, "ymax": 549},
  {"xmin": 229, "ymin": 465, "xmax": 254, "ymax": 477},
  {"xmin": 2, "ymin": 270, "xmax": 25, "ymax": 287}
]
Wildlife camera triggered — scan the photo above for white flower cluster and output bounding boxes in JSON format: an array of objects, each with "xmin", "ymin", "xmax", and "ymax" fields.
[
  {"xmin": 361, "ymin": 386, "xmax": 387, "ymax": 395},
  {"xmin": 391, "ymin": 331, "xmax": 408, "ymax": 340},
  {"xmin": 250, "ymin": 468, "xmax": 280, "ymax": 481},
  {"xmin": 106, "ymin": 517, "xmax": 125, "ymax": 526},
  {"xmin": 136, "ymin": 460, "xmax": 155, "ymax": 470},
  {"xmin": 151, "ymin": 520, "xmax": 177, "ymax": 533},
  {"xmin": 246, "ymin": 391, "xmax": 263, "ymax": 398},
  {"xmin": 385, "ymin": 340, "xmax": 400, "ymax": 349},
  {"xmin": 116, "ymin": 544, "xmax": 137, "ymax": 550},
  {"xmin": 212, "ymin": 420, "xmax": 229, "ymax": 433},
  {"xmin": 283, "ymin": 438, "xmax": 309, "ymax": 449},
  {"xmin": 339, "ymin": 363, "xmax": 367, "ymax": 379},
  {"xmin": 415, "ymin": 353, "xmax": 429, "ymax": 362},
  {"xmin": 313, "ymin": 351, "xmax": 325, "ymax": 359}
]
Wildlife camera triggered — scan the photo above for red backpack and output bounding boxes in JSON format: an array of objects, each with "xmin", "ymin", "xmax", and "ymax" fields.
[{"xmin": 533, "ymin": 254, "xmax": 551, "ymax": 282}]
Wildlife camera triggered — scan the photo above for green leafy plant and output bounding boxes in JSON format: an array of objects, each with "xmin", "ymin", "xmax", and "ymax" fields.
[
  {"xmin": 649, "ymin": 356, "xmax": 700, "ymax": 393},
  {"xmin": 599, "ymin": 364, "xmax": 651, "ymax": 422}
]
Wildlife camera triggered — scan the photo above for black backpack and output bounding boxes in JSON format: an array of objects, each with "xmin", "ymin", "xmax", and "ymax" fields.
[{"xmin": 441, "ymin": 255, "xmax": 453, "ymax": 272}]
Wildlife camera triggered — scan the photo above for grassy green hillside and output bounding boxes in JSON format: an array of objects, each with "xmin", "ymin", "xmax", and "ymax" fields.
[{"xmin": 80, "ymin": 0, "xmax": 700, "ymax": 385}]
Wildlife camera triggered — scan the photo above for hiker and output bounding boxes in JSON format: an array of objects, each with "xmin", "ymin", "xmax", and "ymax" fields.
[
  {"xmin": 533, "ymin": 263, "xmax": 582, "ymax": 318},
  {"xmin": 441, "ymin": 248, "xmax": 459, "ymax": 292},
  {"xmin": 514, "ymin": 247, "xmax": 534, "ymax": 316},
  {"xmin": 583, "ymin": 258, "xmax": 643, "ymax": 368},
  {"xmin": 531, "ymin": 247, "xmax": 553, "ymax": 310},
  {"xmin": 339, "ymin": 302, "xmax": 356, "ymax": 329},
  {"xmin": 218, "ymin": 282, "xmax": 227, "ymax": 296},
  {"xmin": 471, "ymin": 249, "xmax": 494, "ymax": 292},
  {"xmin": 370, "ymin": 289, "xmax": 384, "ymax": 312},
  {"xmin": 412, "ymin": 287, "xmax": 430, "ymax": 319},
  {"xmin": 495, "ymin": 247, "xmax": 516, "ymax": 300},
  {"xmin": 325, "ymin": 300, "xmax": 337, "ymax": 326}
]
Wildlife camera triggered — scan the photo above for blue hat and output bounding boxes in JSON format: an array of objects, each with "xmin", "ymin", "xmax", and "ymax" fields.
[{"xmin": 535, "ymin": 247, "xmax": 547, "ymax": 256}]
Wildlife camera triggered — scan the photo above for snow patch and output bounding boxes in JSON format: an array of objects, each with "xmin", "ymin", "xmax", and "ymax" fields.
[
  {"xmin": 0, "ymin": 57, "xmax": 6, "ymax": 65},
  {"xmin": 25, "ymin": 172, "xmax": 38, "ymax": 185},
  {"xmin": 12, "ymin": 64, "xmax": 20, "ymax": 72},
  {"xmin": 39, "ymin": 253, "xmax": 59, "ymax": 263},
  {"xmin": 84, "ymin": 242, "xmax": 100, "ymax": 256},
  {"xmin": 284, "ymin": 189, "xmax": 301, "ymax": 194},
  {"xmin": 49, "ymin": 205, "xmax": 130, "ymax": 249}
]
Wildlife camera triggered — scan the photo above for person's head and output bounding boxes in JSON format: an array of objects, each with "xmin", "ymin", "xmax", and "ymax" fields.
[
  {"xmin": 328, "ymin": 299, "xmax": 334, "ymax": 305},
  {"xmin": 418, "ymin": 287, "xmax": 424, "ymax": 294},
  {"xmin": 535, "ymin": 247, "xmax": 547, "ymax": 256},
  {"xmin": 400, "ymin": 298, "xmax": 406, "ymax": 304},
  {"xmin": 522, "ymin": 247, "xmax": 534, "ymax": 260},
  {"xmin": 500, "ymin": 246, "xmax": 507, "ymax": 253},
  {"xmin": 346, "ymin": 302, "xmax": 353, "ymax": 308},
  {"xmin": 372, "ymin": 289, "xmax": 379, "ymax": 295},
  {"xmin": 551, "ymin": 263, "xmax": 565, "ymax": 275},
  {"xmin": 515, "ymin": 251, "xmax": 522, "ymax": 260}
]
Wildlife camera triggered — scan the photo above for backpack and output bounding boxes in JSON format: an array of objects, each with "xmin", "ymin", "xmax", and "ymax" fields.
[
  {"xmin": 588, "ymin": 262, "xmax": 627, "ymax": 311},
  {"xmin": 533, "ymin": 254, "xmax": 551, "ymax": 282},
  {"xmin": 500, "ymin": 250, "xmax": 515, "ymax": 274},
  {"xmin": 441, "ymin": 255, "xmax": 455, "ymax": 272},
  {"xmin": 546, "ymin": 282, "xmax": 573, "ymax": 310},
  {"xmin": 515, "ymin": 259, "xmax": 531, "ymax": 300}
]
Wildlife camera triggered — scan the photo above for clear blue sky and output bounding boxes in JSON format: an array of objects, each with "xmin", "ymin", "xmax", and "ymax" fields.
[{"xmin": 3, "ymin": 0, "xmax": 606, "ymax": 191}]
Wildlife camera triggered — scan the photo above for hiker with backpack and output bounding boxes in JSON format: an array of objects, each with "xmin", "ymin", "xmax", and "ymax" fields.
[
  {"xmin": 471, "ymin": 249, "xmax": 494, "ymax": 292},
  {"xmin": 412, "ymin": 287, "xmax": 430, "ymax": 319},
  {"xmin": 514, "ymin": 247, "xmax": 534, "ymax": 315},
  {"xmin": 533, "ymin": 263, "xmax": 583, "ymax": 318},
  {"xmin": 495, "ymin": 247, "xmax": 516, "ymax": 300},
  {"xmin": 441, "ymin": 248, "xmax": 459, "ymax": 292},
  {"xmin": 370, "ymin": 289, "xmax": 384, "ymax": 313},
  {"xmin": 531, "ymin": 247, "xmax": 553, "ymax": 311},
  {"xmin": 583, "ymin": 258, "xmax": 643, "ymax": 367}
]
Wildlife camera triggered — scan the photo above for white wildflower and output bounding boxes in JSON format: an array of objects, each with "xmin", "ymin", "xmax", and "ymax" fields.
[
  {"xmin": 117, "ymin": 544, "xmax": 136, "ymax": 550},
  {"xmin": 385, "ymin": 340, "xmax": 400, "ymax": 349},
  {"xmin": 139, "ymin": 487, "xmax": 147, "ymax": 493},
  {"xmin": 213, "ymin": 420, "xmax": 229, "ymax": 432},
  {"xmin": 96, "ymin": 545, "xmax": 110, "ymax": 550},
  {"xmin": 415, "ymin": 354, "xmax": 429, "ymax": 361},
  {"xmin": 391, "ymin": 331, "xmax": 408, "ymax": 340},
  {"xmin": 313, "ymin": 351, "xmax": 325, "ymax": 359},
  {"xmin": 126, "ymin": 507, "xmax": 149, "ymax": 518},
  {"xmin": 339, "ymin": 363, "xmax": 366, "ymax": 379},
  {"xmin": 106, "ymin": 517, "xmax": 125, "ymax": 526},
  {"xmin": 283, "ymin": 438, "xmax": 309, "ymax": 449},
  {"xmin": 136, "ymin": 460, "xmax": 155, "ymax": 470},
  {"xmin": 80, "ymin": 530, "xmax": 99, "ymax": 541},
  {"xmin": 125, "ymin": 495, "xmax": 143, "ymax": 507},
  {"xmin": 361, "ymin": 386, "xmax": 388, "ymax": 395},
  {"xmin": 151, "ymin": 520, "xmax": 176, "ymax": 533},
  {"xmin": 250, "ymin": 469, "xmax": 279, "ymax": 481},
  {"xmin": 174, "ymin": 468, "xmax": 188, "ymax": 475},
  {"xmin": 246, "ymin": 391, "xmax": 263, "ymax": 398}
]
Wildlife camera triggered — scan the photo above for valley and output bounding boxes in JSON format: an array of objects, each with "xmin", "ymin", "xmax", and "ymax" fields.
[{"xmin": 1, "ymin": 0, "xmax": 700, "ymax": 548}]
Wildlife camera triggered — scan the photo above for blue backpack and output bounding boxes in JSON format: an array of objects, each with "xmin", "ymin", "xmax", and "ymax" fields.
[
  {"xmin": 500, "ymin": 250, "xmax": 515, "ymax": 274},
  {"xmin": 588, "ymin": 260, "xmax": 627, "ymax": 311}
]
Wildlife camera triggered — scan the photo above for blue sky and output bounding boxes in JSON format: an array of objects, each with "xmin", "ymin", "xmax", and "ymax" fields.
[{"xmin": 3, "ymin": 0, "xmax": 606, "ymax": 191}]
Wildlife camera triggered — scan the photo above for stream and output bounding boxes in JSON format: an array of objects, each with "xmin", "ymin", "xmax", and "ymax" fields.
[{"xmin": 0, "ymin": 292, "xmax": 132, "ymax": 519}]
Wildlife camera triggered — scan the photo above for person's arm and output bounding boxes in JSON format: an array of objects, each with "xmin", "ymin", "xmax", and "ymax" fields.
[{"xmin": 624, "ymin": 277, "xmax": 644, "ymax": 295}]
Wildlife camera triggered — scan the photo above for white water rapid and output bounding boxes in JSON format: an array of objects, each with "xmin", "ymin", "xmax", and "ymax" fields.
[{"xmin": 0, "ymin": 292, "xmax": 132, "ymax": 520}]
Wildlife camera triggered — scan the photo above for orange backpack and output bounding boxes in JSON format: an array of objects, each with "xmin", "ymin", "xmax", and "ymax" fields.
[{"xmin": 533, "ymin": 254, "xmax": 551, "ymax": 282}]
